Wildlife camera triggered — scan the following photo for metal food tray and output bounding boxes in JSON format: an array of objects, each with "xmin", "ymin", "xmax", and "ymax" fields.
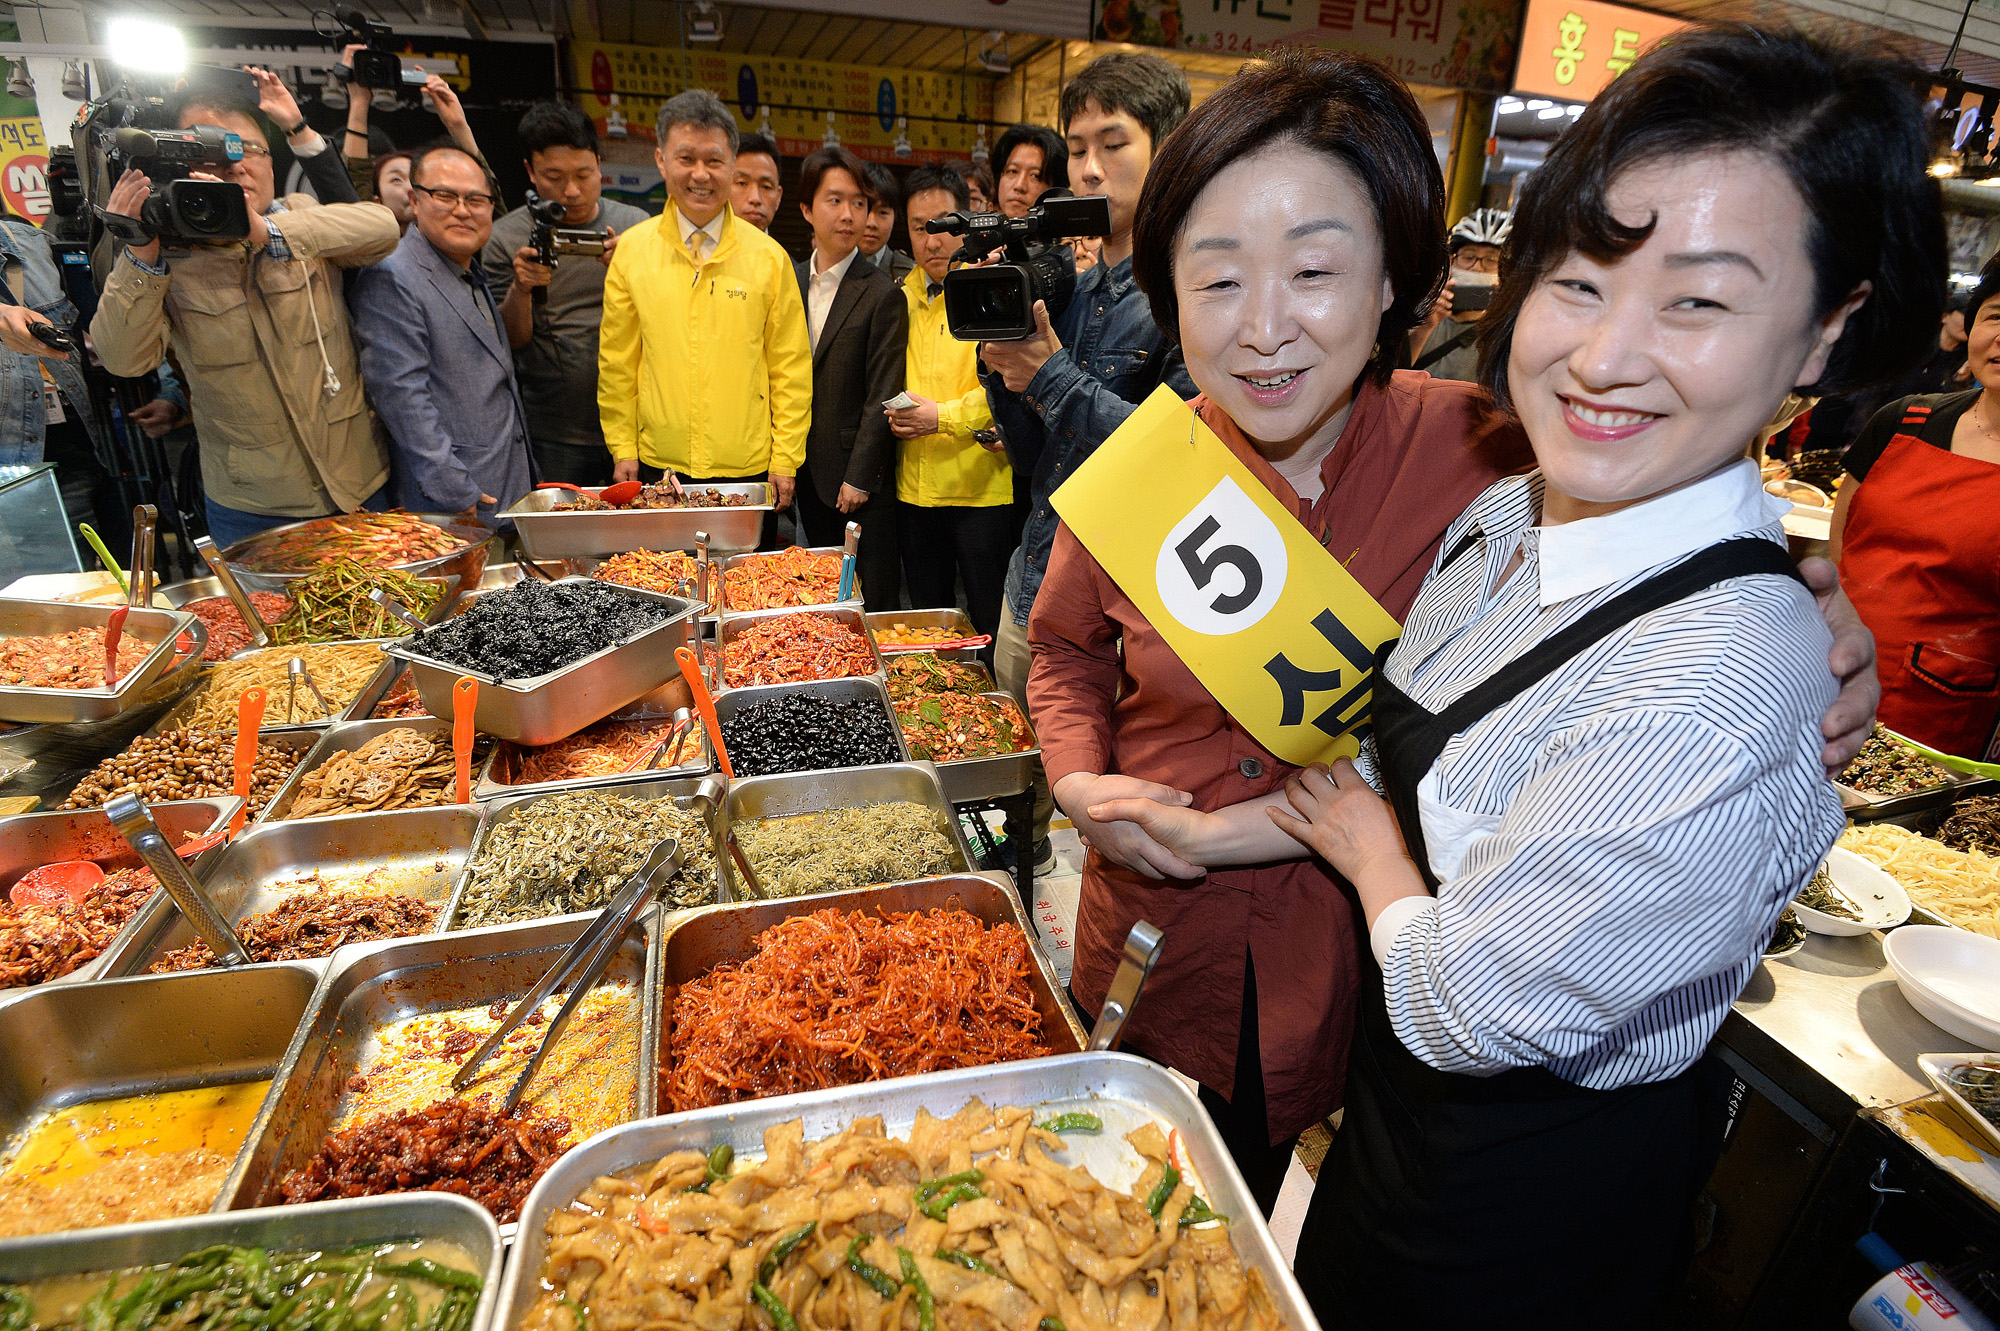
[
  {"xmin": 710, "ymin": 676, "xmax": 909, "ymax": 781},
  {"xmin": 474, "ymin": 708, "xmax": 710, "ymax": 801},
  {"xmin": 468, "ymin": 560, "xmax": 568, "ymax": 593},
  {"xmin": 713, "ymin": 604, "xmax": 884, "ymax": 694},
  {"xmin": 97, "ymin": 804, "xmax": 481, "ymax": 978},
  {"xmin": 900, "ymin": 690, "xmax": 1040, "ymax": 805},
  {"xmin": 0, "ymin": 1191, "xmax": 503, "ymax": 1331},
  {"xmin": 1917, "ymin": 1051, "xmax": 2000, "ymax": 1154},
  {"xmin": 1836, "ymin": 772, "xmax": 1995, "ymax": 821},
  {"xmin": 718, "ymin": 546, "xmax": 859, "ymax": 618},
  {"xmin": 0, "ymin": 962, "xmax": 316, "ymax": 1229},
  {"xmin": 716, "ymin": 761, "xmax": 972, "ymax": 899},
  {"xmin": 866, "ymin": 607, "xmax": 982, "ymax": 661},
  {"xmin": 505, "ymin": 483, "xmax": 773, "ymax": 561},
  {"xmin": 493, "ymin": 1052, "xmax": 1320, "ymax": 1331},
  {"xmin": 31, "ymin": 725, "xmax": 312, "ymax": 830},
  {"xmin": 658, "ymin": 875, "xmax": 1087, "ymax": 1095},
  {"xmin": 154, "ymin": 572, "xmax": 465, "ymax": 624},
  {"xmin": 155, "ymin": 640, "xmax": 398, "ymax": 736},
  {"xmin": 0, "ymin": 599, "xmax": 199, "ymax": 725},
  {"xmin": 443, "ymin": 774, "xmax": 729, "ymax": 931},
  {"xmin": 219, "ymin": 914, "xmax": 662, "ymax": 1214},
  {"xmin": 382, "ymin": 579, "xmax": 698, "ymax": 746},
  {"xmin": 220, "ymin": 513, "xmax": 495, "ymax": 593},
  {"xmin": 562, "ymin": 554, "xmax": 721, "ymax": 626},
  {"xmin": 258, "ymin": 717, "xmax": 480, "ymax": 823}
]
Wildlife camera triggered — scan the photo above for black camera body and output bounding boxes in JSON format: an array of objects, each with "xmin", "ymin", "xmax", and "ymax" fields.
[
  {"xmin": 926, "ymin": 191, "xmax": 1112, "ymax": 341},
  {"xmin": 50, "ymin": 74, "xmax": 256, "ymax": 252},
  {"xmin": 328, "ymin": 8, "xmax": 403, "ymax": 89},
  {"xmin": 525, "ymin": 190, "xmax": 609, "ymax": 271}
]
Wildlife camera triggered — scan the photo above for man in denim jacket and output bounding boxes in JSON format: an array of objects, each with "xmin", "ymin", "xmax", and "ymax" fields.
[{"xmin": 977, "ymin": 52, "xmax": 1195, "ymax": 873}]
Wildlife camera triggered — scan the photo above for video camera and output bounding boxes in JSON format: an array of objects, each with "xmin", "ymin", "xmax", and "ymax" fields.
[
  {"xmin": 925, "ymin": 190, "xmax": 1112, "ymax": 341},
  {"xmin": 525, "ymin": 191, "xmax": 610, "ymax": 268},
  {"xmin": 320, "ymin": 7, "xmax": 404, "ymax": 90}
]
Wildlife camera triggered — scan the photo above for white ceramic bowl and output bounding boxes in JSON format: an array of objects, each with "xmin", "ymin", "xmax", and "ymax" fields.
[
  {"xmin": 1794, "ymin": 847, "xmax": 1912, "ymax": 936},
  {"xmin": 1884, "ymin": 926, "xmax": 2000, "ymax": 1046}
]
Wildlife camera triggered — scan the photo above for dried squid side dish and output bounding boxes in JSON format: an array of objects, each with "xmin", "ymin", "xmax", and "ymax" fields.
[{"xmin": 523, "ymin": 1101, "xmax": 1289, "ymax": 1331}]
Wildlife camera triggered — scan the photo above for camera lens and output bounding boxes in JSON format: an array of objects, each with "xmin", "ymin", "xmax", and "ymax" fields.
[{"xmin": 177, "ymin": 189, "xmax": 225, "ymax": 234}]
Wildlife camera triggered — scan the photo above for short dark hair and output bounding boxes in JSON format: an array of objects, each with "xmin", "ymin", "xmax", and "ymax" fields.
[
  {"xmin": 905, "ymin": 164, "xmax": 969, "ymax": 211},
  {"xmin": 1479, "ymin": 24, "xmax": 1946, "ymax": 409},
  {"xmin": 964, "ymin": 160, "xmax": 994, "ymax": 205},
  {"xmin": 1131, "ymin": 48, "xmax": 1446, "ymax": 387},
  {"xmin": 409, "ymin": 143, "xmax": 490, "ymax": 192},
  {"xmin": 797, "ymin": 144, "xmax": 870, "ymax": 209},
  {"xmin": 1058, "ymin": 51, "xmax": 1191, "ymax": 150},
  {"xmin": 735, "ymin": 132, "xmax": 779, "ymax": 166},
  {"xmin": 1967, "ymin": 261, "xmax": 2000, "ymax": 329},
  {"xmin": 516, "ymin": 100, "xmax": 598, "ymax": 162},
  {"xmin": 862, "ymin": 162, "xmax": 900, "ymax": 211},
  {"xmin": 370, "ymin": 149, "xmax": 412, "ymax": 199},
  {"xmin": 993, "ymin": 124, "xmax": 1068, "ymax": 193}
]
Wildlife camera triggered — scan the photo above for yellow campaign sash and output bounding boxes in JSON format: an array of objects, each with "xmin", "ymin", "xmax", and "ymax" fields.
[{"xmin": 1051, "ymin": 386, "xmax": 1402, "ymax": 766}]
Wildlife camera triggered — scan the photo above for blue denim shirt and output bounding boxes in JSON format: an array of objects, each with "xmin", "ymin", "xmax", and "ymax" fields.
[
  {"xmin": 2, "ymin": 219, "xmax": 184, "ymax": 467},
  {"xmin": 981, "ymin": 253, "xmax": 1195, "ymax": 626}
]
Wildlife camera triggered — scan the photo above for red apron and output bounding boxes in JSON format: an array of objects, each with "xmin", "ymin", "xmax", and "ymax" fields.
[{"xmin": 1840, "ymin": 423, "xmax": 2000, "ymax": 758}]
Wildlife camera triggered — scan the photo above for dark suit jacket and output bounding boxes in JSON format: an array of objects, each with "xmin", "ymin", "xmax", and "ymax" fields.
[{"xmin": 794, "ymin": 253, "xmax": 906, "ymax": 506}]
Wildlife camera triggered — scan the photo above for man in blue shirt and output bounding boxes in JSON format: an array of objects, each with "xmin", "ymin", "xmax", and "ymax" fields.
[{"xmin": 978, "ymin": 52, "xmax": 1195, "ymax": 874}]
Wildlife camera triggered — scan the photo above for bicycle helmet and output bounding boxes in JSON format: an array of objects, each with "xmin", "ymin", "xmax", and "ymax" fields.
[{"xmin": 1448, "ymin": 207, "xmax": 1512, "ymax": 250}]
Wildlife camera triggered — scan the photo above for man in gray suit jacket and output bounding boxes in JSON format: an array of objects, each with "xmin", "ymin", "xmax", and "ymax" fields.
[{"xmin": 350, "ymin": 146, "xmax": 536, "ymax": 523}]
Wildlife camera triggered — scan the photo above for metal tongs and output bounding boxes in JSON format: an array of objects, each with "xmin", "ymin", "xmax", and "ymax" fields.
[
  {"xmin": 1088, "ymin": 921, "xmax": 1164, "ymax": 1051},
  {"xmin": 104, "ymin": 792, "xmax": 254, "ymax": 967},
  {"xmin": 286, "ymin": 657, "xmax": 334, "ymax": 723},
  {"xmin": 193, "ymin": 536, "xmax": 274, "ymax": 649},
  {"xmin": 366, "ymin": 587, "xmax": 430, "ymax": 633},
  {"xmin": 452, "ymin": 834, "xmax": 684, "ymax": 1113},
  {"xmin": 127, "ymin": 504, "xmax": 157, "ymax": 609}
]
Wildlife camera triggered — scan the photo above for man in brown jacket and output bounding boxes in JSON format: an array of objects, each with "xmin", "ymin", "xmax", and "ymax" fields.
[{"xmin": 91, "ymin": 99, "xmax": 399, "ymax": 547}]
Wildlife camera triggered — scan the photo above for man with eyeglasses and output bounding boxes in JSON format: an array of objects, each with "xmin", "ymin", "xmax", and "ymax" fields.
[
  {"xmin": 349, "ymin": 146, "xmax": 536, "ymax": 521},
  {"xmin": 91, "ymin": 93, "xmax": 399, "ymax": 547},
  {"xmin": 1408, "ymin": 207, "xmax": 1510, "ymax": 384}
]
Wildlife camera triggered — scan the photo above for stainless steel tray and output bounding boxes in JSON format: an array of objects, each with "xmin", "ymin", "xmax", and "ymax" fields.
[
  {"xmin": 469, "ymin": 560, "xmax": 567, "ymax": 592},
  {"xmin": 0, "ymin": 599, "xmax": 199, "ymax": 725},
  {"xmin": 718, "ymin": 546, "xmax": 860, "ymax": 617},
  {"xmin": 383, "ymin": 579, "xmax": 698, "ymax": 746},
  {"xmin": 444, "ymin": 774, "xmax": 728, "ymax": 930},
  {"xmin": 493, "ymin": 1052, "xmax": 1320, "ymax": 1331},
  {"xmin": 658, "ymin": 875, "xmax": 1087, "ymax": 1098},
  {"xmin": 867, "ymin": 606, "xmax": 982, "ymax": 661},
  {"xmin": 154, "ymin": 572, "xmax": 465, "ymax": 626},
  {"xmin": 506, "ymin": 483, "xmax": 773, "ymax": 561},
  {"xmin": 474, "ymin": 708, "xmax": 710, "ymax": 801},
  {"xmin": 221, "ymin": 513, "xmax": 494, "ymax": 593},
  {"xmin": 713, "ymin": 604, "xmax": 884, "ymax": 694},
  {"xmin": 0, "ymin": 1191, "xmax": 502, "ymax": 1331},
  {"xmin": 716, "ymin": 760, "xmax": 971, "ymax": 899},
  {"xmin": 97, "ymin": 804, "xmax": 481, "ymax": 977},
  {"xmin": 220, "ymin": 915, "xmax": 662, "ymax": 1214},
  {"xmin": 710, "ymin": 676, "xmax": 908, "ymax": 780},
  {"xmin": 258, "ymin": 716, "xmax": 479, "ymax": 823},
  {"xmin": 51, "ymin": 727, "xmax": 318, "ymax": 820},
  {"xmin": 0, "ymin": 798, "xmax": 241, "ymax": 992},
  {"xmin": 897, "ymin": 690, "xmax": 1040, "ymax": 805},
  {"xmin": 562, "ymin": 554, "xmax": 721, "ymax": 626},
  {"xmin": 156, "ymin": 641, "xmax": 396, "ymax": 736},
  {"xmin": 0, "ymin": 962, "xmax": 316, "ymax": 1231}
]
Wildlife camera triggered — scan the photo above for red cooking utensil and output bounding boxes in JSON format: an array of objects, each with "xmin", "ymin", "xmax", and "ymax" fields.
[
  {"xmin": 535, "ymin": 482, "xmax": 589, "ymax": 495},
  {"xmin": 453, "ymin": 675, "xmax": 478, "ymax": 803},
  {"xmin": 599, "ymin": 480, "xmax": 644, "ymax": 507},
  {"xmin": 676, "ymin": 645, "xmax": 732, "ymax": 778},
  {"xmin": 9, "ymin": 860, "xmax": 104, "ymax": 910},
  {"xmin": 228, "ymin": 687, "xmax": 267, "ymax": 836},
  {"xmin": 102, "ymin": 605, "xmax": 128, "ymax": 688}
]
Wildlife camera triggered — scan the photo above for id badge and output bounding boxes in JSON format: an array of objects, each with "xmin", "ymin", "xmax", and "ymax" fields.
[{"xmin": 38, "ymin": 366, "xmax": 64, "ymax": 425}]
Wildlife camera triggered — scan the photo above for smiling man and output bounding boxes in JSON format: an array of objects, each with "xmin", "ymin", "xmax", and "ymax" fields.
[{"xmin": 598, "ymin": 90, "xmax": 809, "ymax": 541}]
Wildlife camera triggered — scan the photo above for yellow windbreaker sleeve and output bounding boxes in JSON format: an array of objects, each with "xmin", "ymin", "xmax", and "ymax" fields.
[
  {"xmin": 763, "ymin": 266, "xmax": 812, "ymax": 478},
  {"xmin": 597, "ymin": 237, "xmax": 642, "ymax": 461},
  {"xmin": 935, "ymin": 382, "xmax": 993, "ymax": 440}
]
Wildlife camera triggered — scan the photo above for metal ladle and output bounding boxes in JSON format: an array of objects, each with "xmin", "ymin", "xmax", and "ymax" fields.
[
  {"xmin": 104, "ymin": 792, "xmax": 252, "ymax": 967},
  {"xmin": 193, "ymin": 536, "xmax": 274, "ymax": 649},
  {"xmin": 1088, "ymin": 921, "xmax": 1165, "ymax": 1051}
]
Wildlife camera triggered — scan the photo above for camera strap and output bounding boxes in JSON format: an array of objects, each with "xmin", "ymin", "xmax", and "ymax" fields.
[{"xmin": 1413, "ymin": 324, "xmax": 1477, "ymax": 372}]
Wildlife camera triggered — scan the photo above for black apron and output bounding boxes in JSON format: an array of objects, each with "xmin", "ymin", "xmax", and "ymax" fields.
[{"xmin": 1293, "ymin": 537, "xmax": 1802, "ymax": 1330}]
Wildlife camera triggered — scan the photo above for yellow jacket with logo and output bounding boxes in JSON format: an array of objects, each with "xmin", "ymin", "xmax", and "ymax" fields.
[
  {"xmin": 896, "ymin": 265, "xmax": 1012, "ymax": 507},
  {"xmin": 598, "ymin": 204, "xmax": 810, "ymax": 478}
]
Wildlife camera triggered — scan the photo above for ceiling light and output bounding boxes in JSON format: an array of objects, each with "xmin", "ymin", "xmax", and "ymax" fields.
[
  {"xmin": 1537, "ymin": 105, "xmax": 1566, "ymax": 120},
  {"xmin": 1977, "ymin": 176, "xmax": 2000, "ymax": 186},
  {"xmin": 319, "ymin": 68, "xmax": 347, "ymax": 110},
  {"xmin": 1525, "ymin": 98, "xmax": 1552, "ymax": 110},
  {"xmin": 1497, "ymin": 97, "xmax": 1523, "ymax": 113},
  {"xmin": 107, "ymin": 17, "xmax": 186, "ymax": 73},
  {"xmin": 61, "ymin": 59, "xmax": 87, "ymax": 100},
  {"xmin": 4, "ymin": 60, "xmax": 32, "ymax": 101},
  {"xmin": 687, "ymin": 1, "xmax": 721, "ymax": 41},
  {"xmin": 1565, "ymin": 103, "xmax": 1583, "ymax": 116},
  {"xmin": 1931, "ymin": 158, "xmax": 1961, "ymax": 177}
]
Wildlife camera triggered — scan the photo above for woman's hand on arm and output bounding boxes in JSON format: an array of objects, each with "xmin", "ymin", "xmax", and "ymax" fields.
[
  {"xmin": 1267, "ymin": 761, "xmax": 1428, "ymax": 927},
  {"xmin": 1798, "ymin": 555, "xmax": 1878, "ymax": 775},
  {"xmin": 1052, "ymin": 773, "xmax": 1204, "ymax": 881},
  {"xmin": 1087, "ymin": 789, "xmax": 1309, "ymax": 869}
]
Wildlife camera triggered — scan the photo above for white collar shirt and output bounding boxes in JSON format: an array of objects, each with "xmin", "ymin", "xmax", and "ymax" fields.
[
  {"xmin": 675, "ymin": 208, "xmax": 725, "ymax": 265},
  {"xmin": 806, "ymin": 247, "xmax": 859, "ymax": 350}
]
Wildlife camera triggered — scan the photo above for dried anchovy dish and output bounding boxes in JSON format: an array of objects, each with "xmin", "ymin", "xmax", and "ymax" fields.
[
  {"xmin": 403, "ymin": 581, "xmax": 670, "ymax": 680},
  {"xmin": 1795, "ymin": 865, "xmax": 1858, "ymax": 920},
  {"xmin": 1947, "ymin": 1061, "xmax": 2000, "ymax": 1130},
  {"xmin": 719, "ymin": 692, "xmax": 900, "ymax": 778},
  {"xmin": 456, "ymin": 790, "xmax": 716, "ymax": 927},
  {"xmin": 1937, "ymin": 795, "xmax": 2000, "ymax": 857},
  {"xmin": 1838, "ymin": 726, "xmax": 1957, "ymax": 796},
  {"xmin": 735, "ymin": 802, "xmax": 956, "ymax": 898}
]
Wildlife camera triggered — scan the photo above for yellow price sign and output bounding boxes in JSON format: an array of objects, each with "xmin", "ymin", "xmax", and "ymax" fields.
[{"xmin": 1052, "ymin": 386, "xmax": 1403, "ymax": 766}]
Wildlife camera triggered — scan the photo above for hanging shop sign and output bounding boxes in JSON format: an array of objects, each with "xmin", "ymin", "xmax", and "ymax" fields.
[
  {"xmin": 716, "ymin": 0, "xmax": 1090, "ymax": 39},
  {"xmin": 571, "ymin": 40, "xmax": 995, "ymax": 163},
  {"xmin": 1097, "ymin": 0, "xmax": 1524, "ymax": 92},
  {"xmin": 1512, "ymin": 0, "xmax": 1689, "ymax": 102},
  {"xmin": 1053, "ymin": 386, "xmax": 1403, "ymax": 766},
  {"xmin": 0, "ymin": 116, "xmax": 49, "ymax": 224}
]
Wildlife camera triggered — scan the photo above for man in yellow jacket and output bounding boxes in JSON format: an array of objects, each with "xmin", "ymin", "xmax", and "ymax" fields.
[
  {"xmin": 887, "ymin": 166, "xmax": 1015, "ymax": 643},
  {"xmin": 598, "ymin": 89, "xmax": 809, "ymax": 536}
]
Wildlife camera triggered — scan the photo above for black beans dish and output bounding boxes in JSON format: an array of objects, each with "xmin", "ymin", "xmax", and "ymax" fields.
[
  {"xmin": 403, "ymin": 581, "xmax": 670, "ymax": 680},
  {"xmin": 720, "ymin": 693, "xmax": 900, "ymax": 777}
]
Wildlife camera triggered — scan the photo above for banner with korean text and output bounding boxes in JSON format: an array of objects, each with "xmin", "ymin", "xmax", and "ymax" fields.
[{"xmin": 1512, "ymin": 0, "xmax": 1689, "ymax": 102}]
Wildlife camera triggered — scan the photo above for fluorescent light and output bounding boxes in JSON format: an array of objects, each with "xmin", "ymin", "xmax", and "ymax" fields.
[
  {"xmin": 1537, "ymin": 105, "xmax": 1566, "ymax": 120},
  {"xmin": 1497, "ymin": 97, "xmax": 1524, "ymax": 114},
  {"xmin": 1977, "ymin": 177, "xmax": 2000, "ymax": 187},
  {"xmin": 1930, "ymin": 159, "xmax": 1960, "ymax": 178},
  {"xmin": 1525, "ymin": 98, "xmax": 1552, "ymax": 110},
  {"xmin": 108, "ymin": 17, "xmax": 186, "ymax": 72},
  {"xmin": 1565, "ymin": 103, "xmax": 1583, "ymax": 116}
]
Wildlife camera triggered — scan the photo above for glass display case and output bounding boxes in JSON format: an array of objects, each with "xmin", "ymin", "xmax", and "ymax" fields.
[{"xmin": 0, "ymin": 463, "xmax": 82, "ymax": 583}]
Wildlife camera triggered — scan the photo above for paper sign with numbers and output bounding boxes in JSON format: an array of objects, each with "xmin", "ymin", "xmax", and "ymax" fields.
[{"xmin": 1051, "ymin": 386, "xmax": 1404, "ymax": 767}]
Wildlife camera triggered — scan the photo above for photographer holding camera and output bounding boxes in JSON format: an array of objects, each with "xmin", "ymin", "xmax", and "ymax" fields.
[
  {"xmin": 482, "ymin": 102, "xmax": 647, "ymax": 489},
  {"xmin": 90, "ymin": 94, "xmax": 398, "ymax": 547},
  {"xmin": 974, "ymin": 52, "xmax": 1196, "ymax": 874}
]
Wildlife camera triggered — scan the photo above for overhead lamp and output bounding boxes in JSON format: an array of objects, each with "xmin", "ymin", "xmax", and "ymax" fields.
[
  {"xmin": 4, "ymin": 60, "xmax": 32, "ymax": 101},
  {"xmin": 1565, "ymin": 103, "xmax": 1583, "ymax": 116},
  {"xmin": 107, "ymin": 17, "xmax": 187, "ymax": 74},
  {"xmin": 822, "ymin": 110, "xmax": 840, "ymax": 146},
  {"xmin": 1496, "ymin": 97, "xmax": 1524, "ymax": 114},
  {"xmin": 971, "ymin": 124, "xmax": 989, "ymax": 163},
  {"xmin": 893, "ymin": 116, "xmax": 911, "ymax": 159},
  {"xmin": 319, "ymin": 67, "xmax": 348, "ymax": 110},
  {"xmin": 605, "ymin": 94, "xmax": 627, "ymax": 139},
  {"xmin": 687, "ymin": 0, "xmax": 721, "ymax": 41},
  {"xmin": 1536, "ymin": 105, "xmax": 1566, "ymax": 120},
  {"xmin": 979, "ymin": 31, "xmax": 1010, "ymax": 75},
  {"xmin": 60, "ymin": 59, "xmax": 87, "ymax": 100},
  {"xmin": 1930, "ymin": 156, "xmax": 1961, "ymax": 178},
  {"xmin": 1524, "ymin": 98, "xmax": 1551, "ymax": 110},
  {"xmin": 1977, "ymin": 176, "xmax": 2000, "ymax": 186}
]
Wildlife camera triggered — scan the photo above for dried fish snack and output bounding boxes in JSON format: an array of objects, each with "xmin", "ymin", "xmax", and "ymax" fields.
[
  {"xmin": 148, "ymin": 887, "xmax": 437, "ymax": 971},
  {"xmin": 402, "ymin": 580, "xmax": 670, "ymax": 680},
  {"xmin": 720, "ymin": 692, "xmax": 899, "ymax": 778},
  {"xmin": 1795, "ymin": 864, "xmax": 1858, "ymax": 920},
  {"xmin": 884, "ymin": 651, "xmax": 991, "ymax": 701},
  {"xmin": 521, "ymin": 1101, "xmax": 1289, "ymax": 1331},
  {"xmin": 456, "ymin": 790, "xmax": 716, "ymax": 927},
  {"xmin": 1839, "ymin": 823, "xmax": 2000, "ymax": 937},
  {"xmin": 1838, "ymin": 726, "xmax": 1956, "ymax": 796},
  {"xmin": 1937, "ymin": 795, "xmax": 2000, "ymax": 857},
  {"xmin": 285, "ymin": 728, "xmax": 459, "ymax": 819},
  {"xmin": 734, "ymin": 802, "xmax": 955, "ymax": 898},
  {"xmin": 61, "ymin": 728, "xmax": 301, "ymax": 815},
  {"xmin": 1948, "ymin": 1060, "xmax": 2000, "ymax": 1131}
]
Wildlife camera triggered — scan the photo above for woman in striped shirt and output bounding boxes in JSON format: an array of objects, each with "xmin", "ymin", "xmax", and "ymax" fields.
[{"xmin": 1094, "ymin": 24, "xmax": 1944, "ymax": 1323}]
